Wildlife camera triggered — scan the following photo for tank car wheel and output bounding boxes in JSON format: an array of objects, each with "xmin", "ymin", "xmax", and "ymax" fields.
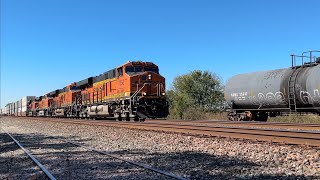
[
  {"xmin": 256, "ymin": 112, "xmax": 268, "ymax": 122},
  {"xmin": 139, "ymin": 118, "xmax": 146, "ymax": 122}
]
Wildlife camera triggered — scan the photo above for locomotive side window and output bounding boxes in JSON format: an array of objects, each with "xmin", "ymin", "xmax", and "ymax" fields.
[{"xmin": 117, "ymin": 67, "xmax": 123, "ymax": 77}]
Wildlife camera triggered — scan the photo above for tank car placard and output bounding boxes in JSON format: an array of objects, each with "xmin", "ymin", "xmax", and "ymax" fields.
[{"xmin": 230, "ymin": 92, "xmax": 248, "ymax": 101}]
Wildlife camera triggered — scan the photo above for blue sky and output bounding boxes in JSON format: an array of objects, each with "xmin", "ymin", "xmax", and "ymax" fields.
[{"xmin": 1, "ymin": 0, "xmax": 319, "ymax": 107}]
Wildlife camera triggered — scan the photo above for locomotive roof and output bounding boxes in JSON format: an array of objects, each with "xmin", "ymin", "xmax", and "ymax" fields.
[{"xmin": 118, "ymin": 61, "xmax": 158, "ymax": 67}]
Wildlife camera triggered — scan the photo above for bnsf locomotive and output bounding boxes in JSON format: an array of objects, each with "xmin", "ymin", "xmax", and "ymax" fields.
[
  {"xmin": 225, "ymin": 50, "xmax": 320, "ymax": 121},
  {"xmin": 16, "ymin": 61, "xmax": 168, "ymax": 121}
]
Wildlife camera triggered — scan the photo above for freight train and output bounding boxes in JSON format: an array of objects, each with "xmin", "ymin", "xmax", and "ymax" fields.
[
  {"xmin": 2, "ymin": 61, "xmax": 169, "ymax": 121},
  {"xmin": 225, "ymin": 50, "xmax": 320, "ymax": 121},
  {"xmin": 1, "ymin": 96, "xmax": 36, "ymax": 116}
]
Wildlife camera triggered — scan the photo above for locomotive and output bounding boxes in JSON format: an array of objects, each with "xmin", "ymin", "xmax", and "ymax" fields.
[
  {"xmin": 225, "ymin": 50, "xmax": 320, "ymax": 121},
  {"xmin": 24, "ymin": 61, "xmax": 169, "ymax": 121}
]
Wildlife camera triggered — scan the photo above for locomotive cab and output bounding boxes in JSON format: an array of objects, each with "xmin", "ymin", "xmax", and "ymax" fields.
[
  {"xmin": 29, "ymin": 97, "xmax": 41, "ymax": 116},
  {"xmin": 82, "ymin": 61, "xmax": 169, "ymax": 120},
  {"xmin": 124, "ymin": 62, "xmax": 168, "ymax": 119}
]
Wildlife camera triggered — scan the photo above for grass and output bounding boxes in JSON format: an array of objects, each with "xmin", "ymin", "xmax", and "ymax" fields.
[
  {"xmin": 268, "ymin": 114, "xmax": 320, "ymax": 123},
  {"xmin": 168, "ymin": 107, "xmax": 320, "ymax": 123}
]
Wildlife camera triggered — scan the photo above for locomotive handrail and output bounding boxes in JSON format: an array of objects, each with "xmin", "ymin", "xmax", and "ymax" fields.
[
  {"xmin": 131, "ymin": 83, "xmax": 148, "ymax": 99},
  {"xmin": 129, "ymin": 83, "xmax": 148, "ymax": 114}
]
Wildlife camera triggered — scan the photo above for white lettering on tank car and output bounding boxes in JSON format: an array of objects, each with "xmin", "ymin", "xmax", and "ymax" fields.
[
  {"xmin": 249, "ymin": 92, "xmax": 287, "ymax": 106},
  {"xmin": 300, "ymin": 89, "xmax": 320, "ymax": 104},
  {"xmin": 230, "ymin": 92, "xmax": 248, "ymax": 101}
]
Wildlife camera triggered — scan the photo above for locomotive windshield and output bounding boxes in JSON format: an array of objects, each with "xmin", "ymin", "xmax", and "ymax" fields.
[
  {"xmin": 125, "ymin": 66, "xmax": 159, "ymax": 75},
  {"xmin": 144, "ymin": 66, "xmax": 159, "ymax": 74},
  {"xmin": 126, "ymin": 66, "xmax": 143, "ymax": 74}
]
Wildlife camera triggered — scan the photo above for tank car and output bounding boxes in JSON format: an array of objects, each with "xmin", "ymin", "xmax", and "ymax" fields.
[{"xmin": 225, "ymin": 50, "xmax": 320, "ymax": 121}]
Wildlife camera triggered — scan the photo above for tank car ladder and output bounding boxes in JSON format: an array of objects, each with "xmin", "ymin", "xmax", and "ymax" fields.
[{"xmin": 288, "ymin": 56, "xmax": 303, "ymax": 112}]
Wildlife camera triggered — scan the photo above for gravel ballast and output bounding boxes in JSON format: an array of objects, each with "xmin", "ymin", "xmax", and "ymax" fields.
[
  {"xmin": 0, "ymin": 129, "xmax": 47, "ymax": 179},
  {"xmin": 1, "ymin": 117, "xmax": 319, "ymax": 179},
  {"xmin": 4, "ymin": 133, "xmax": 167, "ymax": 179}
]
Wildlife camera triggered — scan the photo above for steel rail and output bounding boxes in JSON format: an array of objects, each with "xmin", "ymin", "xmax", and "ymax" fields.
[
  {"xmin": 1, "ymin": 128, "xmax": 56, "ymax": 180},
  {"xmin": 51, "ymin": 137, "xmax": 187, "ymax": 180},
  {"xmin": 21, "ymin": 116, "xmax": 320, "ymax": 127},
  {"xmin": 10, "ymin": 117, "xmax": 320, "ymax": 146},
  {"xmin": 130, "ymin": 124, "xmax": 320, "ymax": 147},
  {"xmin": 22, "ymin": 116, "xmax": 320, "ymax": 131},
  {"xmin": 148, "ymin": 119, "xmax": 320, "ymax": 128},
  {"xmin": 31, "ymin": 118, "xmax": 320, "ymax": 147}
]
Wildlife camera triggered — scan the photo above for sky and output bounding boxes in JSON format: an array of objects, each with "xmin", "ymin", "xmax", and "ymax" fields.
[{"xmin": 1, "ymin": 0, "xmax": 319, "ymax": 107}]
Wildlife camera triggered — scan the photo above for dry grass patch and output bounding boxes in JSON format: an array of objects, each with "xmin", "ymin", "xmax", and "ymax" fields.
[{"xmin": 269, "ymin": 114, "xmax": 320, "ymax": 123}]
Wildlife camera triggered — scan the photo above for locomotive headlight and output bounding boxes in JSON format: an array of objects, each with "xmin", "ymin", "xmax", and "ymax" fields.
[
  {"xmin": 148, "ymin": 74, "xmax": 152, "ymax": 80},
  {"xmin": 162, "ymin": 92, "xmax": 166, "ymax": 96},
  {"xmin": 143, "ymin": 92, "xmax": 147, "ymax": 96}
]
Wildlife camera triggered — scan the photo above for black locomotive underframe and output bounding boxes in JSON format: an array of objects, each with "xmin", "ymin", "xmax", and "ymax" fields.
[{"xmin": 30, "ymin": 97, "xmax": 169, "ymax": 120}]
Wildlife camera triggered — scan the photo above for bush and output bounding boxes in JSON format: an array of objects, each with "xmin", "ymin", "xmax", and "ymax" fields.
[{"xmin": 167, "ymin": 70, "xmax": 225, "ymax": 120}]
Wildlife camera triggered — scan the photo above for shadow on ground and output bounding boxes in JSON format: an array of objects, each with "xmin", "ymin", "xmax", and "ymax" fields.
[{"xmin": 0, "ymin": 132, "xmax": 318, "ymax": 180}]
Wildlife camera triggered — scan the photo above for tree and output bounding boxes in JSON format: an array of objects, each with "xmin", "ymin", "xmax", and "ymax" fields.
[{"xmin": 167, "ymin": 70, "xmax": 224, "ymax": 119}]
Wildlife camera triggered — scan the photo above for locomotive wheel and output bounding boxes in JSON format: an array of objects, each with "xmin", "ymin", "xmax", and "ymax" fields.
[{"xmin": 116, "ymin": 114, "xmax": 122, "ymax": 121}]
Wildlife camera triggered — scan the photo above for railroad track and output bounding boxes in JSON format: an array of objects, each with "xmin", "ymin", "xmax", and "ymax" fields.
[
  {"xmin": 12, "ymin": 116, "xmax": 320, "ymax": 131},
  {"xmin": 17, "ymin": 117, "xmax": 320, "ymax": 147},
  {"xmin": 1, "ymin": 125, "xmax": 187, "ymax": 180},
  {"xmin": 52, "ymin": 137, "xmax": 187, "ymax": 180},
  {"xmin": 1, "ymin": 128, "xmax": 56, "ymax": 180},
  {"xmin": 149, "ymin": 119, "xmax": 320, "ymax": 131}
]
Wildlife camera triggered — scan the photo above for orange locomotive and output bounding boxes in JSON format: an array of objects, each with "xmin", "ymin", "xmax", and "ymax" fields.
[{"xmin": 28, "ymin": 61, "xmax": 169, "ymax": 120}]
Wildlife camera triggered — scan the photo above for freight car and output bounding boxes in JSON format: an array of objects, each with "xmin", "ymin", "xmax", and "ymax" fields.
[
  {"xmin": 27, "ymin": 61, "xmax": 168, "ymax": 121},
  {"xmin": 225, "ymin": 50, "xmax": 320, "ymax": 121},
  {"xmin": 1, "ymin": 96, "xmax": 36, "ymax": 117}
]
